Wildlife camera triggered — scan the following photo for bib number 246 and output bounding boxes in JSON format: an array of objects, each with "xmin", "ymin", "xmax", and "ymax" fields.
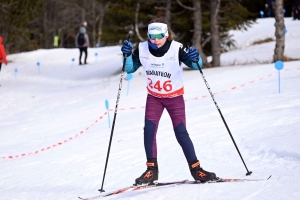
[{"xmin": 148, "ymin": 78, "xmax": 172, "ymax": 92}]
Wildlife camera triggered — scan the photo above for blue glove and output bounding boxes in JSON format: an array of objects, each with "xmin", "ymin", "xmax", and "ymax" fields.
[
  {"xmin": 187, "ymin": 46, "xmax": 200, "ymax": 62},
  {"xmin": 121, "ymin": 40, "xmax": 132, "ymax": 54}
]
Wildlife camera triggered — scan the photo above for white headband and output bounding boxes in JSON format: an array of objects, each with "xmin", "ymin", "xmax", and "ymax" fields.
[{"xmin": 148, "ymin": 22, "xmax": 169, "ymax": 37}]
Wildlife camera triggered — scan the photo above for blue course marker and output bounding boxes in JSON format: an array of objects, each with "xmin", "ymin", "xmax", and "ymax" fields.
[
  {"xmin": 275, "ymin": 60, "xmax": 284, "ymax": 93},
  {"xmin": 105, "ymin": 100, "xmax": 111, "ymax": 128},
  {"xmin": 260, "ymin": 11, "xmax": 264, "ymax": 18},
  {"xmin": 126, "ymin": 73, "xmax": 133, "ymax": 96}
]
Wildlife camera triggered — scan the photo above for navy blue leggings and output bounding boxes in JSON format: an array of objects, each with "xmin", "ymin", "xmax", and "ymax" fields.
[{"xmin": 143, "ymin": 94, "xmax": 197, "ymax": 163}]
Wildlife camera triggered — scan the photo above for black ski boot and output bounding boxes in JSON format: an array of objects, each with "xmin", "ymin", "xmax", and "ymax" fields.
[
  {"xmin": 135, "ymin": 158, "xmax": 158, "ymax": 185},
  {"xmin": 189, "ymin": 160, "xmax": 216, "ymax": 182}
]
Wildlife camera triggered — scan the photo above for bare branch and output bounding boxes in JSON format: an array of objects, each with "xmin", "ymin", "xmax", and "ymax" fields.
[
  {"xmin": 154, "ymin": 6, "xmax": 166, "ymax": 10},
  {"xmin": 175, "ymin": 0, "xmax": 196, "ymax": 11},
  {"xmin": 201, "ymin": 35, "xmax": 211, "ymax": 48}
]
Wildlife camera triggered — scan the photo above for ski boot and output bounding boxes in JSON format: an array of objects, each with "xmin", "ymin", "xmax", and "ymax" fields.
[
  {"xmin": 189, "ymin": 160, "xmax": 217, "ymax": 182},
  {"xmin": 135, "ymin": 158, "xmax": 158, "ymax": 185}
]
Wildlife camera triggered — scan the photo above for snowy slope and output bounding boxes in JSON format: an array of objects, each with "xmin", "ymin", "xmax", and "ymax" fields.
[
  {"xmin": 1, "ymin": 18, "xmax": 300, "ymax": 200},
  {"xmin": 208, "ymin": 17, "xmax": 300, "ymax": 65}
]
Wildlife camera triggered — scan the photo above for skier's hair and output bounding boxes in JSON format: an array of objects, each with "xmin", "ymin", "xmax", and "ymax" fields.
[{"xmin": 149, "ymin": 17, "xmax": 175, "ymax": 41}]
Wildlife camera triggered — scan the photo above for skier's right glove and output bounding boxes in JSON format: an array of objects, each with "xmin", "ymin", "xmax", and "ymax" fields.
[{"xmin": 121, "ymin": 40, "xmax": 132, "ymax": 55}]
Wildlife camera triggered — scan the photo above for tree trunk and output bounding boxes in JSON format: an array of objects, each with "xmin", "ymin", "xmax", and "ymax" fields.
[
  {"xmin": 97, "ymin": 2, "xmax": 110, "ymax": 46},
  {"xmin": 92, "ymin": 0, "xmax": 96, "ymax": 47},
  {"xmin": 135, "ymin": 2, "xmax": 145, "ymax": 41},
  {"xmin": 43, "ymin": 11, "xmax": 48, "ymax": 48},
  {"xmin": 59, "ymin": 29, "xmax": 64, "ymax": 48},
  {"xmin": 273, "ymin": 0, "xmax": 285, "ymax": 62},
  {"xmin": 192, "ymin": 0, "xmax": 208, "ymax": 66},
  {"xmin": 165, "ymin": 0, "xmax": 171, "ymax": 25},
  {"xmin": 210, "ymin": 0, "xmax": 221, "ymax": 67}
]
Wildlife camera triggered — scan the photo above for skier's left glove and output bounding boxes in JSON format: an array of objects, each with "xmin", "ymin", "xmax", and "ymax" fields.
[{"xmin": 187, "ymin": 46, "xmax": 200, "ymax": 63}]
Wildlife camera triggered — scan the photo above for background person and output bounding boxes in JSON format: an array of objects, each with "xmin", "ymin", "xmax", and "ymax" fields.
[
  {"xmin": 0, "ymin": 36, "xmax": 8, "ymax": 74},
  {"xmin": 75, "ymin": 21, "xmax": 89, "ymax": 65},
  {"xmin": 265, "ymin": 0, "xmax": 274, "ymax": 17},
  {"xmin": 292, "ymin": 0, "xmax": 300, "ymax": 20}
]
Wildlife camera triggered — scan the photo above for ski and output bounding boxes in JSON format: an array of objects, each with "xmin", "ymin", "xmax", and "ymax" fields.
[
  {"xmin": 78, "ymin": 175, "xmax": 271, "ymax": 200},
  {"xmin": 78, "ymin": 180, "xmax": 187, "ymax": 200},
  {"xmin": 184, "ymin": 175, "xmax": 271, "ymax": 184}
]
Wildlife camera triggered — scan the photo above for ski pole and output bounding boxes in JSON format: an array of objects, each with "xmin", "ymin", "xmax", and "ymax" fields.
[
  {"xmin": 188, "ymin": 45, "xmax": 252, "ymax": 176},
  {"xmin": 98, "ymin": 31, "xmax": 133, "ymax": 193}
]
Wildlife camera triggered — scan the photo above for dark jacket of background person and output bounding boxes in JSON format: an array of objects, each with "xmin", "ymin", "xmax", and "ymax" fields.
[
  {"xmin": 75, "ymin": 26, "xmax": 90, "ymax": 48},
  {"xmin": 292, "ymin": 0, "xmax": 300, "ymax": 20}
]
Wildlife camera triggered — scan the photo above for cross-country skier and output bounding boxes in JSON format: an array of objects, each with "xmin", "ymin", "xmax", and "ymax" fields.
[{"xmin": 121, "ymin": 17, "xmax": 217, "ymax": 185}]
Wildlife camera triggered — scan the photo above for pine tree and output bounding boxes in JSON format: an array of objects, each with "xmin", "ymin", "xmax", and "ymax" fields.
[{"xmin": 0, "ymin": 0, "xmax": 46, "ymax": 53}]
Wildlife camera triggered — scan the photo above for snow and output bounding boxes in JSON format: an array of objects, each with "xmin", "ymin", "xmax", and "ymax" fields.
[{"xmin": 1, "ymin": 17, "xmax": 300, "ymax": 200}]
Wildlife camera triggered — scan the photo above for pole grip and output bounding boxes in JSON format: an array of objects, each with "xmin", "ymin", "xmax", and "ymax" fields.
[{"xmin": 124, "ymin": 31, "xmax": 133, "ymax": 58}]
